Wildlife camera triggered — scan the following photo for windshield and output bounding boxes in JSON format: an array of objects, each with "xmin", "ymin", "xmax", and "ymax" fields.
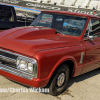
[{"xmin": 31, "ymin": 13, "xmax": 87, "ymax": 36}]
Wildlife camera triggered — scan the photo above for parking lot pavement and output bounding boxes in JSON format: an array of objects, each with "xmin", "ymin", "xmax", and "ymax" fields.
[{"xmin": 0, "ymin": 68, "xmax": 100, "ymax": 100}]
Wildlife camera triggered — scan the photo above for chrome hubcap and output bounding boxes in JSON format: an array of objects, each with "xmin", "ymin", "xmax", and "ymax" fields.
[{"xmin": 57, "ymin": 73, "xmax": 65, "ymax": 87}]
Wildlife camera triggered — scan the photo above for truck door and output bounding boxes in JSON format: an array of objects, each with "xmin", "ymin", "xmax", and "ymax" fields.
[{"xmin": 81, "ymin": 19, "xmax": 100, "ymax": 74}]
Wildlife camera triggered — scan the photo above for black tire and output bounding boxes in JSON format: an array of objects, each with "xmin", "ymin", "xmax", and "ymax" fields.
[{"xmin": 49, "ymin": 63, "xmax": 69, "ymax": 96}]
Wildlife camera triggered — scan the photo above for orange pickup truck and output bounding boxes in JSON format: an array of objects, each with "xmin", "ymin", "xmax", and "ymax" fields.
[{"xmin": 0, "ymin": 10, "xmax": 100, "ymax": 96}]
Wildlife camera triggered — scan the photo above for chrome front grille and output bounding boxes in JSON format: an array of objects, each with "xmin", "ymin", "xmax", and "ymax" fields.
[
  {"xmin": 0, "ymin": 50, "xmax": 18, "ymax": 68},
  {"xmin": 0, "ymin": 63, "xmax": 34, "ymax": 80},
  {"xmin": 0, "ymin": 49, "xmax": 34, "ymax": 80},
  {"xmin": 0, "ymin": 50, "xmax": 17, "ymax": 59}
]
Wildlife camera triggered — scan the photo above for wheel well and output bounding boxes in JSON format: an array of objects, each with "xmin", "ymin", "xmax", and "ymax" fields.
[
  {"xmin": 52, "ymin": 60, "xmax": 75, "ymax": 78},
  {"xmin": 45, "ymin": 60, "xmax": 75, "ymax": 88},
  {"xmin": 63, "ymin": 60, "xmax": 75, "ymax": 77}
]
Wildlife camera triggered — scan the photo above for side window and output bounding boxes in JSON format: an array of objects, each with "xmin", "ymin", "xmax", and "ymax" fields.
[
  {"xmin": 0, "ymin": 7, "xmax": 13, "ymax": 22},
  {"xmin": 90, "ymin": 19, "xmax": 100, "ymax": 37},
  {"xmin": 84, "ymin": 19, "xmax": 100, "ymax": 38}
]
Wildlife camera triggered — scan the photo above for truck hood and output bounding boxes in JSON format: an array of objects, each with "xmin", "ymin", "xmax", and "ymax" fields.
[{"xmin": 0, "ymin": 26, "xmax": 80, "ymax": 56}]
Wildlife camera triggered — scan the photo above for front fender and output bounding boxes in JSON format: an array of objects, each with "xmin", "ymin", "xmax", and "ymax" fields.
[
  {"xmin": 48, "ymin": 55, "xmax": 77, "ymax": 79},
  {"xmin": 34, "ymin": 45, "xmax": 84, "ymax": 81}
]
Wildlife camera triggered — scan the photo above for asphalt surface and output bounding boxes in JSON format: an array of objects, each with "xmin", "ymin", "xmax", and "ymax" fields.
[{"xmin": 0, "ymin": 68, "xmax": 100, "ymax": 100}]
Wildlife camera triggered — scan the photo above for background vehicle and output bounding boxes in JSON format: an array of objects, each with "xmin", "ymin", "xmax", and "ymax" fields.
[{"xmin": 0, "ymin": 4, "xmax": 33, "ymax": 30}]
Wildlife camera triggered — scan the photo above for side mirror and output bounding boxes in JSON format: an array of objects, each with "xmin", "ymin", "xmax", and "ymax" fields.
[
  {"xmin": 89, "ymin": 36, "xmax": 94, "ymax": 41},
  {"xmin": 84, "ymin": 36, "xmax": 94, "ymax": 41}
]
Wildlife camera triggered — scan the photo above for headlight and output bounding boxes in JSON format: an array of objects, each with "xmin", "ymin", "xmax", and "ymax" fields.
[
  {"xmin": 28, "ymin": 63, "xmax": 33, "ymax": 72},
  {"xmin": 19, "ymin": 60, "xmax": 27, "ymax": 70},
  {"xmin": 17, "ymin": 56, "xmax": 38, "ymax": 79}
]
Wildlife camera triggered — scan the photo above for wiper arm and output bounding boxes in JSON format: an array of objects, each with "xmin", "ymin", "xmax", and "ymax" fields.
[{"xmin": 56, "ymin": 30, "xmax": 65, "ymax": 36}]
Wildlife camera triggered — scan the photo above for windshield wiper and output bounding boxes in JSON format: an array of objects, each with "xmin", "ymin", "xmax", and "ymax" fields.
[{"xmin": 56, "ymin": 30, "xmax": 65, "ymax": 36}]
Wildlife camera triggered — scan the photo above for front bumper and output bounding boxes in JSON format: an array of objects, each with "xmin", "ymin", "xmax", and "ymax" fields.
[{"xmin": 0, "ymin": 69, "xmax": 49, "ymax": 88}]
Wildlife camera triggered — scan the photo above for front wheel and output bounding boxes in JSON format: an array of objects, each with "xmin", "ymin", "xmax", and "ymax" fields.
[{"xmin": 49, "ymin": 64, "xmax": 69, "ymax": 96}]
